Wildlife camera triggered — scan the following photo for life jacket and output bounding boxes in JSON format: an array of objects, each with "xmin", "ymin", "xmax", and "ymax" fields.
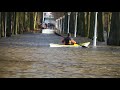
[{"xmin": 64, "ymin": 37, "xmax": 71, "ymax": 45}]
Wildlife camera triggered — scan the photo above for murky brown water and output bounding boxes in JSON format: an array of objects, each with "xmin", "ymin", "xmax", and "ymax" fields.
[{"xmin": 0, "ymin": 33, "xmax": 120, "ymax": 78}]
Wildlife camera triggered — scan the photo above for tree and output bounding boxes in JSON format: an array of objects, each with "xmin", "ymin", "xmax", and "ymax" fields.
[
  {"xmin": 25, "ymin": 12, "xmax": 30, "ymax": 31},
  {"xmin": 104, "ymin": 12, "xmax": 112, "ymax": 39},
  {"xmin": 80, "ymin": 12, "xmax": 86, "ymax": 37},
  {"xmin": 77, "ymin": 12, "xmax": 81, "ymax": 35},
  {"xmin": 18, "ymin": 12, "xmax": 21, "ymax": 34},
  {"xmin": 11, "ymin": 12, "xmax": 15, "ymax": 35},
  {"xmin": 69, "ymin": 12, "xmax": 75, "ymax": 34},
  {"xmin": 19, "ymin": 12, "xmax": 25, "ymax": 34},
  {"xmin": 85, "ymin": 12, "xmax": 90, "ymax": 37},
  {"xmin": 62, "ymin": 16, "xmax": 65, "ymax": 34},
  {"xmin": 30, "ymin": 12, "xmax": 34, "ymax": 31},
  {"xmin": 36, "ymin": 12, "xmax": 41, "ymax": 30},
  {"xmin": 88, "ymin": 12, "xmax": 95, "ymax": 39},
  {"xmin": 107, "ymin": 12, "xmax": 120, "ymax": 46},
  {"xmin": 6, "ymin": 12, "xmax": 12, "ymax": 37},
  {"xmin": 33, "ymin": 12, "xmax": 37, "ymax": 30},
  {"xmin": 64, "ymin": 12, "xmax": 68, "ymax": 34},
  {"xmin": 16, "ymin": 12, "xmax": 19, "ymax": 34},
  {"xmin": 1, "ymin": 12, "xmax": 5, "ymax": 37},
  {"xmin": 23, "ymin": 12, "xmax": 26, "ymax": 32},
  {"xmin": 0, "ymin": 12, "xmax": 1, "ymax": 37},
  {"xmin": 97, "ymin": 12, "xmax": 105, "ymax": 42},
  {"xmin": 13, "ymin": 12, "xmax": 17, "ymax": 35}
]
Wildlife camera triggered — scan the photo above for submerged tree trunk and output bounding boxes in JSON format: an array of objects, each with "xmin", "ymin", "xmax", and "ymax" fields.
[
  {"xmin": 97, "ymin": 12, "xmax": 105, "ymax": 42},
  {"xmin": 107, "ymin": 12, "xmax": 120, "ymax": 46}
]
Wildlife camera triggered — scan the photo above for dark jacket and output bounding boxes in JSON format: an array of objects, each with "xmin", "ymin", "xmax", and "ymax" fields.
[{"xmin": 62, "ymin": 37, "xmax": 72, "ymax": 45}]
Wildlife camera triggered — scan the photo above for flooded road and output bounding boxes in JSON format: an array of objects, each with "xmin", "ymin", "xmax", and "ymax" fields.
[{"xmin": 0, "ymin": 33, "xmax": 120, "ymax": 78}]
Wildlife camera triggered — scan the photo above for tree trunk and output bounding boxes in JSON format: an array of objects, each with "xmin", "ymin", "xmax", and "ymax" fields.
[
  {"xmin": 11, "ymin": 12, "xmax": 14, "ymax": 35},
  {"xmin": 4, "ymin": 12, "xmax": 7, "ymax": 37},
  {"xmin": 107, "ymin": 12, "xmax": 120, "ymax": 46},
  {"xmin": 25, "ymin": 12, "xmax": 27, "ymax": 30},
  {"xmin": 14, "ymin": 12, "xmax": 17, "ymax": 35},
  {"xmin": 6, "ymin": 12, "xmax": 12, "ymax": 37},
  {"xmin": 69, "ymin": 12, "xmax": 75, "ymax": 34},
  {"xmin": 34, "ymin": 12, "xmax": 37, "ymax": 30},
  {"xmin": 18, "ymin": 12, "xmax": 24, "ymax": 34},
  {"xmin": 30, "ymin": 12, "xmax": 34, "ymax": 31},
  {"xmin": 20, "ymin": 12, "xmax": 24, "ymax": 34},
  {"xmin": 1, "ymin": 12, "xmax": 5, "ymax": 37},
  {"xmin": 97, "ymin": 12, "xmax": 105, "ymax": 42},
  {"xmin": 27, "ymin": 12, "xmax": 30, "ymax": 31},
  {"xmin": 77, "ymin": 12, "xmax": 81, "ymax": 35},
  {"xmin": 16, "ymin": 12, "xmax": 19, "ymax": 34},
  {"xmin": 25, "ymin": 12, "xmax": 29, "ymax": 31},
  {"xmin": 36, "ymin": 12, "xmax": 41, "ymax": 30},
  {"xmin": 64, "ymin": 12, "xmax": 68, "ymax": 34},
  {"xmin": 62, "ymin": 16, "xmax": 65, "ymax": 34},
  {"xmin": 107, "ymin": 13, "xmax": 112, "ymax": 39},
  {"xmin": 80, "ymin": 12, "xmax": 86, "ymax": 37},
  {"xmin": 17, "ymin": 12, "xmax": 21, "ymax": 34},
  {"xmin": 88, "ymin": 12, "xmax": 95, "ymax": 39},
  {"xmin": 0, "ymin": 12, "xmax": 1, "ymax": 38},
  {"xmin": 86, "ymin": 12, "xmax": 90, "ymax": 37},
  {"xmin": 23, "ymin": 12, "xmax": 26, "ymax": 32}
]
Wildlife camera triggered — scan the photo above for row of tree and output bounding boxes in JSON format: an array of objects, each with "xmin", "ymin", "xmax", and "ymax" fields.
[
  {"xmin": 0, "ymin": 12, "xmax": 42, "ymax": 38},
  {"xmin": 63, "ymin": 12, "xmax": 120, "ymax": 46}
]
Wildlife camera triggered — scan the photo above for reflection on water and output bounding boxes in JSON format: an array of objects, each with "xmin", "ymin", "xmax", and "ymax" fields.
[{"xmin": 0, "ymin": 33, "xmax": 120, "ymax": 78}]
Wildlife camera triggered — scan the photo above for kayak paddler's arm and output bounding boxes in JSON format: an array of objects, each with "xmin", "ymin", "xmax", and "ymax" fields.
[{"xmin": 71, "ymin": 39, "xmax": 76, "ymax": 44}]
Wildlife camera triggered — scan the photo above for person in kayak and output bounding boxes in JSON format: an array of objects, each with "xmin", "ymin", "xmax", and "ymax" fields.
[{"xmin": 62, "ymin": 33, "xmax": 77, "ymax": 45}]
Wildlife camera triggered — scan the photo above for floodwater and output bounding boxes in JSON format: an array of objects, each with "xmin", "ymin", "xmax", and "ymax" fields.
[{"xmin": 0, "ymin": 32, "xmax": 120, "ymax": 78}]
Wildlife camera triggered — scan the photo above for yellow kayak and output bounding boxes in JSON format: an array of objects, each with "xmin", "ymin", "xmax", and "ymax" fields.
[{"xmin": 50, "ymin": 42, "xmax": 90, "ymax": 47}]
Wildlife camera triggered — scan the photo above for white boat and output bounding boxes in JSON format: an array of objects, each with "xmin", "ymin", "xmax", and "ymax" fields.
[
  {"xmin": 50, "ymin": 42, "xmax": 90, "ymax": 48},
  {"xmin": 42, "ymin": 29, "xmax": 55, "ymax": 34}
]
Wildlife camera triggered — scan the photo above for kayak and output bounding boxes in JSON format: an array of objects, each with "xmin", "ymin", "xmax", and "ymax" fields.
[{"xmin": 50, "ymin": 42, "xmax": 90, "ymax": 48}]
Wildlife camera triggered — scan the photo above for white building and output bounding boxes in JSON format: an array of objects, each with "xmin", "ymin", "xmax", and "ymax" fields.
[{"xmin": 43, "ymin": 12, "xmax": 55, "ymax": 25}]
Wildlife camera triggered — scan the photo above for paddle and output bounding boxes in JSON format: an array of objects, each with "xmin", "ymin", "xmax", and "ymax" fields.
[{"xmin": 54, "ymin": 32, "xmax": 64, "ymax": 38}]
